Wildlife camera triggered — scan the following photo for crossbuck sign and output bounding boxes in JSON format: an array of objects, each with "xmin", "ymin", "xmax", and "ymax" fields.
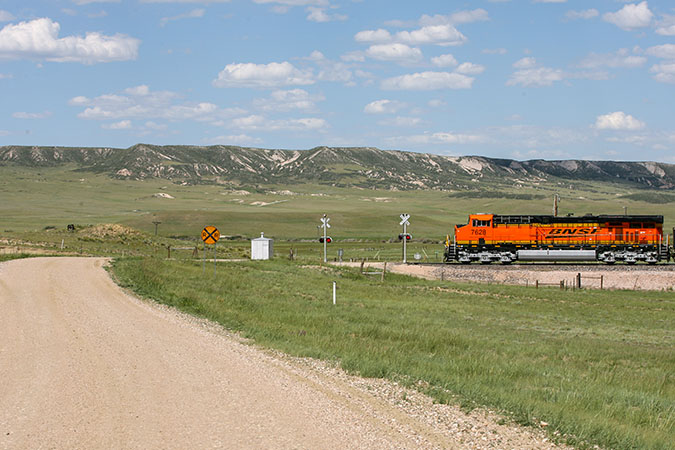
[
  {"xmin": 400, "ymin": 214, "xmax": 410, "ymax": 263},
  {"xmin": 399, "ymin": 214, "xmax": 410, "ymax": 226},
  {"xmin": 320, "ymin": 214, "xmax": 330, "ymax": 263}
]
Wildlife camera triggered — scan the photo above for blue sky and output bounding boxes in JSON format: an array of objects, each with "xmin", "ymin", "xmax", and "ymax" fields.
[{"xmin": 1, "ymin": 1, "xmax": 674, "ymax": 162}]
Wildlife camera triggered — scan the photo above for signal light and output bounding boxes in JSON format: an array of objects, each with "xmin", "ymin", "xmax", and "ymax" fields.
[
  {"xmin": 319, "ymin": 236, "xmax": 332, "ymax": 243},
  {"xmin": 399, "ymin": 233, "xmax": 412, "ymax": 240}
]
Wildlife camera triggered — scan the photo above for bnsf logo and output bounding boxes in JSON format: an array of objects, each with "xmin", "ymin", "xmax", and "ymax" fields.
[{"xmin": 546, "ymin": 228, "xmax": 598, "ymax": 237}]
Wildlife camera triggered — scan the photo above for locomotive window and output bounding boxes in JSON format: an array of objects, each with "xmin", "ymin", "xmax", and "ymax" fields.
[
  {"xmin": 629, "ymin": 223, "xmax": 641, "ymax": 228},
  {"xmin": 643, "ymin": 223, "xmax": 655, "ymax": 228},
  {"xmin": 472, "ymin": 219, "xmax": 491, "ymax": 227}
]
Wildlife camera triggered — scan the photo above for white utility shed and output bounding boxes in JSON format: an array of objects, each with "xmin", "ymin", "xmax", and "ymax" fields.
[{"xmin": 251, "ymin": 232, "xmax": 273, "ymax": 260}]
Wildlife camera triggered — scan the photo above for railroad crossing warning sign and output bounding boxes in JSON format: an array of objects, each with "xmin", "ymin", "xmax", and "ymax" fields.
[
  {"xmin": 201, "ymin": 226, "xmax": 220, "ymax": 244},
  {"xmin": 400, "ymin": 213, "xmax": 410, "ymax": 226},
  {"xmin": 320, "ymin": 216, "xmax": 331, "ymax": 229}
]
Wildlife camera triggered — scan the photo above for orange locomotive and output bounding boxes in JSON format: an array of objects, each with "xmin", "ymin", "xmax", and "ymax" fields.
[{"xmin": 445, "ymin": 213, "xmax": 670, "ymax": 264}]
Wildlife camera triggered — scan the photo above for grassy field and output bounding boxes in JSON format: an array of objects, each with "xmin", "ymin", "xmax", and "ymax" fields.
[
  {"xmin": 2, "ymin": 166, "xmax": 675, "ymax": 241},
  {"xmin": 111, "ymin": 257, "xmax": 674, "ymax": 450}
]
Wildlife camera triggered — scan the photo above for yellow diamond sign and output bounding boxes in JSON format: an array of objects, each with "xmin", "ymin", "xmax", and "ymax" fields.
[{"xmin": 201, "ymin": 226, "xmax": 220, "ymax": 244}]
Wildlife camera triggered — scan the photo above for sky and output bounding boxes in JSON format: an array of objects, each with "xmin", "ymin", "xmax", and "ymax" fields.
[{"xmin": 1, "ymin": 1, "xmax": 674, "ymax": 163}]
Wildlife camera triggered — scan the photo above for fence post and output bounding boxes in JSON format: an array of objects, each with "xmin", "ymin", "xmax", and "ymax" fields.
[
  {"xmin": 360, "ymin": 259, "xmax": 365, "ymax": 274},
  {"xmin": 381, "ymin": 261, "xmax": 387, "ymax": 282},
  {"xmin": 167, "ymin": 245, "xmax": 171, "ymax": 259},
  {"xmin": 560, "ymin": 280, "xmax": 564, "ymax": 290},
  {"xmin": 600, "ymin": 275, "xmax": 604, "ymax": 290},
  {"xmin": 577, "ymin": 273, "xmax": 582, "ymax": 289},
  {"xmin": 536, "ymin": 280, "xmax": 539, "ymax": 289}
]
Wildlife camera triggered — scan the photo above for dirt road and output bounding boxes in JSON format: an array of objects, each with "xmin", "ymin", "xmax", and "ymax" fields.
[
  {"xmin": 341, "ymin": 261, "xmax": 675, "ymax": 291},
  {"xmin": 0, "ymin": 258, "xmax": 561, "ymax": 449}
]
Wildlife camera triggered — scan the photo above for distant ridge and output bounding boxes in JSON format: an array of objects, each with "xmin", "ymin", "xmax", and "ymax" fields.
[{"xmin": 1, "ymin": 144, "xmax": 674, "ymax": 191}]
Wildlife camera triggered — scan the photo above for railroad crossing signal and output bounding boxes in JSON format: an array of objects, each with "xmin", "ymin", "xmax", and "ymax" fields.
[
  {"xmin": 201, "ymin": 226, "xmax": 220, "ymax": 244},
  {"xmin": 320, "ymin": 214, "xmax": 331, "ymax": 263},
  {"xmin": 399, "ymin": 213, "xmax": 410, "ymax": 226},
  {"xmin": 400, "ymin": 213, "xmax": 411, "ymax": 263}
]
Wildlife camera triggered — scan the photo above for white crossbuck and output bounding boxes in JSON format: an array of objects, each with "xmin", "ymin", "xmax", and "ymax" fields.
[
  {"xmin": 320, "ymin": 217, "xmax": 331, "ymax": 228},
  {"xmin": 399, "ymin": 213, "xmax": 410, "ymax": 226}
]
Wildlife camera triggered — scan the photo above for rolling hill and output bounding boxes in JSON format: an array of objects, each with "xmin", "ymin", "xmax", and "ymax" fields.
[{"xmin": 1, "ymin": 144, "xmax": 674, "ymax": 191}]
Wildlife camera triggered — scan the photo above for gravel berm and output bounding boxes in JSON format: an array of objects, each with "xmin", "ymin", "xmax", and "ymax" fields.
[{"xmin": 0, "ymin": 257, "xmax": 567, "ymax": 449}]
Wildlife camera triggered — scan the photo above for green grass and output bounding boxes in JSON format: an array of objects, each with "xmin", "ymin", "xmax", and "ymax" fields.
[
  {"xmin": 111, "ymin": 257, "xmax": 675, "ymax": 450},
  {"xmin": 2, "ymin": 166, "xmax": 674, "ymax": 240}
]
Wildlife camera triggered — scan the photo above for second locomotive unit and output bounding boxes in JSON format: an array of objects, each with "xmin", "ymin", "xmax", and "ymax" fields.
[{"xmin": 445, "ymin": 213, "xmax": 670, "ymax": 264}]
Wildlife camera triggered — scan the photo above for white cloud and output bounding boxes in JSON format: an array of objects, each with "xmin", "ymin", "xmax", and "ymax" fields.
[
  {"xmin": 213, "ymin": 61, "xmax": 314, "ymax": 88},
  {"xmin": 365, "ymin": 43, "xmax": 422, "ymax": 62},
  {"xmin": 355, "ymin": 24, "xmax": 467, "ymax": 47},
  {"xmin": 656, "ymin": 14, "xmax": 675, "ymax": 36},
  {"xmin": 306, "ymin": 7, "xmax": 347, "ymax": 22},
  {"xmin": 418, "ymin": 9, "xmax": 489, "ymax": 26},
  {"xmin": 354, "ymin": 28, "xmax": 391, "ymax": 44},
  {"xmin": 594, "ymin": 111, "xmax": 645, "ymax": 130},
  {"xmin": 382, "ymin": 71, "xmax": 474, "ymax": 90},
  {"xmin": 508, "ymin": 58, "xmax": 563, "ymax": 87},
  {"xmin": 70, "ymin": 85, "xmax": 244, "ymax": 124},
  {"xmin": 578, "ymin": 49, "xmax": 646, "ymax": 69},
  {"xmin": 650, "ymin": 62, "xmax": 675, "ymax": 83},
  {"xmin": 507, "ymin": 67, "xmax": 563, "ymax": 87},
  {"xmin": 646, "ymin": 44, "xmax": 675, "ymax": 59},
  {"xmin": 513, "ymin": 57, "xmax": 536, "ymax": 69},
  {"xmin": 0, "ymin": 18, "xmax": 139, "ymax": 64},
  {"xmin": 0, "ymin": 10, "xmax": 16, "ymax": 22},
  {"xmin": 231, "ymin": 114, "xmax": 327, "ymax": 131},
  {"xmin": 102, "ymin": 120, "xmax": 132, "ymax": 130},
  {"xmin": 603, "ymin": 1, "xmax": 653, "ymax": 31},
  {"xmin": 12, "ymin": 111, "xmax": 52, "ymax": 119},
  {"xmin": 306, "ymin": 52, "xmax": 354, "ymax": 84},
  {"xmin": 431, "ymin": 53, "xmax": 457, "ymax": 67},
  {"xmin": 455, "ymin": 62, "xmax": 485, "ymax": 75},
  {"xmin": 395, "ymin": 24, "xmax": 467, "ymax": 47},
  {"xmin": 253, "ymin": 88, "xmax": 324, "ymax": 111},
  {"xmin": 565, "ymin": 9, "xmax": 598, "ymax": 20},
  {"xmin": 363, "ymin": 99, "xmax": 404, "ymax": 114},
  {"xmin": 160, "ymin": 8, "xmax": 205, "ymax": 26}
]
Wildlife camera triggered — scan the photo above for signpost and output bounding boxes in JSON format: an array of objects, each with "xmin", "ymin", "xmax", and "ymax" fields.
[
  {"xmin": 400, "ymin": 213, "xmax": 410, "ymax": 263},
  {"xmin": 320, "ymin": 214, "xmax": 330, "ymax": 263},
  {"xmin": 201, "ymin": 226, "xmax": 220, "ymax": 276}
]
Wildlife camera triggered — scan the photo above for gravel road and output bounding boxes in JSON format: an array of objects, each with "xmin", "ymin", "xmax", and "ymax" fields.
[
  {"xmin": 342, "ymin": 261, "xmax": 675, "ymax": 291},
  {"xmin": 0, "ymin": 257, "xmax": 565, "ymax": 449}
]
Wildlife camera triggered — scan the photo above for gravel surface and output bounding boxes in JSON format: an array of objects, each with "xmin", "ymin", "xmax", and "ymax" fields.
[
  {"xmin": 341, "ymin": 261, "xmax": 675, "ymax": 291},
  {"xmin": 0, "ymin": 257, "xmax": 568, "ymax": 449}
]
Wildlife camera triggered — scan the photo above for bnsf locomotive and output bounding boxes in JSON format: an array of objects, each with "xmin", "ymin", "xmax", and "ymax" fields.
[{"xmin": 444, "ymin": 213, "xmax": 670, "ymax": 264}]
